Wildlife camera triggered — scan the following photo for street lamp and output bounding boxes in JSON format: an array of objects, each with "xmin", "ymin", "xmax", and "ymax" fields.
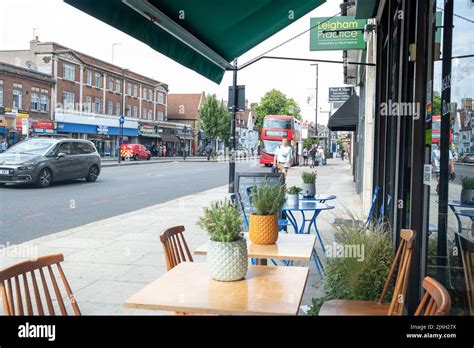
[{"xmin": 310, "ymin": 63, "xmax": 319, "ymax": 136}]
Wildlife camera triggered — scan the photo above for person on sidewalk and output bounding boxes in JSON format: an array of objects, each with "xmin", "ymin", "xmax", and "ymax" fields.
[
  {"xmin": 302, "ymin": 147, "xmax": 308, "ymax": 166},
  {"xmin": 205, "ymin": 143, "xmax": 213, "ymax": 161},
  {"xmin": 431, "ymin": 143, "xmax": 455, "ymax": 194},
  {"xmin": 273, "ymin": 138, "xmax": 292, "ymax": 177}
]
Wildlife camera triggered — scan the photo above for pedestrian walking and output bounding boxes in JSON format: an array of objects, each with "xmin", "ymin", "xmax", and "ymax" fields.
[
  {"xmin": 302, "ymin": 147, "xmax": 308, "ymax": 166},
  {"xmin": 431, "ymin": 143, "xmax": 455, "ymax": 194},
  {"xmin": 273, "ymin": 138, "xmax": 292, "ymax": 177},
  {"xmin": 151, "ymin": 143, "xmax": 157, "ymax": 157},
  {"xmin": 205, "ymin": 143, "xmax": 213, "ymax": 161},
  {"xmin": 162, "ymin": 145, "xmax": 167, "ymax": 157}
]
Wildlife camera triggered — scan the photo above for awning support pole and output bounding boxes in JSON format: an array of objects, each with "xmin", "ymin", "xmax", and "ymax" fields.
[{"xmin": 228, "ymin": 59, "xmax": 238, "ymax": 193}]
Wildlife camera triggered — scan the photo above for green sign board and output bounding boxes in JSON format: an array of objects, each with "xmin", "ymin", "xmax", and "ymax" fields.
[{"xmin": 310, "ymin": 16, "xmax": 367, "ymax": 51}]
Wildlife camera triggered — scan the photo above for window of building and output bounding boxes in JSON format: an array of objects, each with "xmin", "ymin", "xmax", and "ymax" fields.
[
  {"xmin": 133, "ymin": 106, "xmax": 138, "ymax": 118},
  {"xmin": 143, "ymin": 87, "xmax": 147, "ymax": 100},
  {"xmin": 148, "ymin": 109, "xmax": 153, "ymax": 120},
  {"xmin": 40, "ymin": 95, "xmax": 49, "ymax": 112},
  {"xmin": 115, "ymin": 102, "xmax": 121, "ymax": 116},
  {"xmin": 31, "ymin": 93, "xmax": 39, "ymax": 111},
  {"xmin": 0, "ymin": 86, "xmax": 3, "ymax": 107},
  {"xmin": 62, "ymin": 91, "xmax": 74, "ymax": 110},
  {"xmin": 148, "ymin": 89, "xmax": 153, "ymax": 101},
  {"xmin": 85, "ymin": 96, "xmax": 92, "ymax": 113},
  {"xmin": 107, "ymin": 101, "xmax": 113, "ymax": 115},
  {"xmin": 94, "ymin": 97, "xmax": 102, "ymax": 113},
  {"xmin": 126, "ymin": 105, "xmax": 131, "ymax": 117},
  {"xmin": 115, "ymin": 79, "xmax": 121, "ymax": 93},
  {"xmin": 94, "ymin": 73, "xmax": 102, "ymax": 88},
  {"xmin": 134, "ymin": 84, "xmax": 138, "ymax": 97},
  {"xmin": 142, "ymin": 108, "xmax": 147, "ymax": 119},
  {"xmin": 63, "ymin": 63, "xmax": 75, "ymax": 81},
  {"xmin": 86, "ymin": 70, "xmax": 92, "ymax": 85},
  {"xmin": 157, "ymin": 111, "xmax": 164, "ymax": 121},
  {"xmin": 157, "ymin": 92, "xmax": 164, "ymax": 104},
  {"xmin": 12, "ymin": 89, "xmax": 22, "ymax": 109},
  {"xmin": 108, "ymin": 77, "xmax": 114, "ymax": 91},
  {"xmin": 127, "ymin": 82, "xmax": 132, "ymax": 96}
]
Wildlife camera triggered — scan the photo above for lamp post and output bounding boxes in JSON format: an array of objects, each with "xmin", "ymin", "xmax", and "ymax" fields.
[{"xmin": 310, "ymin": 63, "xmax": 319, "ymax": 136}]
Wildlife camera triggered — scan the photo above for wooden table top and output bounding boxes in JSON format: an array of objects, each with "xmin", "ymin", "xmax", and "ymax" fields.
[
  {"xmin": 194, "ymin": 233, "xmax": 316, "ymax": 261},
  {"xmin": 124, "ymin": 262, "xmax": 309, "ymax": 315}
]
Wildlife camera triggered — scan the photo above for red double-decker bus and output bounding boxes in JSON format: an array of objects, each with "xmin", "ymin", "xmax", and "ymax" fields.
[{"xmin": 259, "ymin": 115, "xmax": 301, "ymax": 166}]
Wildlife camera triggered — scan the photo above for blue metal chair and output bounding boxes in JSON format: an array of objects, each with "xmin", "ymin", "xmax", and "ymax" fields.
[
  {"xmin": 366, "ymin": 185, "xmax": 381, "ymax": 225},
  {"xmin": 377, "ymin": 194, "xmax": 392, "ymax": 225}
]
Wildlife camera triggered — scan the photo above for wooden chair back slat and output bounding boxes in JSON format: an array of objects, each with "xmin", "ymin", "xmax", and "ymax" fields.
[
  {"xmin": 22, "ymin": 274, "xmax": 33, "ymax": 315},
  {"xmin": 47, "ymin": 265, "xmax": 67, "ymax": 315},
  {"xmin": 14, "ymin": 276, "xmax": 24, "ymax": 315},
  {"xmin": 30, "ymin": 270, "xmax": 45, "ymax": 315},
  {"xmin": 377, "ymin": 229, "xmax": 416, "ymax": 315},
  {"xmin": 0, "ymin": 254, "xmax": 80, "ymax": 316},
  {"xmin": 415, "ymin": 276, "xmax": 451, "ymax": 316},
  {"xmin": 160, "ymin": 226, "xmax": 194, "ymax": 271},
  {"xmin": 459, "ymin": 235, "xmax": 474, "ymax": 315}
]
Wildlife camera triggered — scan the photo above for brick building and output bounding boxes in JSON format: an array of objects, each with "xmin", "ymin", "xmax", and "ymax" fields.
[
  {"xmin": 0, "ymin": 62, "xmax": 54, "ymax": 145},
  {"xmin": 0, "ymin": 38, "xmax": 176, "ymax": 156}
]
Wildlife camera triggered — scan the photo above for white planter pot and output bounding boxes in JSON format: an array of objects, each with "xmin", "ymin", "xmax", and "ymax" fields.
[
  {"xmin": 208, "ymin": 238, "xmax": 248, "ymax": 281},
  {"xmin": 286, "ymin": 193, "xmax": 299, "ymax": 206},
  {"xmin": 302, "ymin": 183, "xmax": 316, "ymax": 197},
  {"xmin": 461, "ymin": 189, "xmax": 474, "ymax": 205}
]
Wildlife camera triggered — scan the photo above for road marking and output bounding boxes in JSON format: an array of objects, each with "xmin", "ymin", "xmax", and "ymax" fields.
[{"xmin": 23, "ymin": 213, "xmax": 44, "ymax": 219}]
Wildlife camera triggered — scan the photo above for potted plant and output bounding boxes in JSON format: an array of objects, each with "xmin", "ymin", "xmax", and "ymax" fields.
[
  {"xmin": 461, "ymin": 177, "xmax": 474, "ymax": 205},
  {"xmin": 287, "ymin": 186, "xmax": 302, "ymax": 206},
  {"xmin": 301, "ymin": 171, "xmax": 317, "ymax": 198},
  {"xmin": 249, "ymin": 184, "xmax": 286, "ymax": 245},
  {"xmin": 198, "ymin": 199, "xmax": 248, "ymax": 281}
]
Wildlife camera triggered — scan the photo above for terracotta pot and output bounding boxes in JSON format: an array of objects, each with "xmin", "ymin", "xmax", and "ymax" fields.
[{"xmin": 249, "ymin": 214, "xmax": 279, "ymax": 245}]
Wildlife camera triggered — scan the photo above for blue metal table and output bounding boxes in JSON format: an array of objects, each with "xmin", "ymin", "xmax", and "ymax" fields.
[
  {"xmin": 300, "ymin": 193, "xmax": 337, "ymax": 204},
  {"xmin": 282, "ymin": 201, "xmax": 335, "ymax": 278},
  {"xmin": 448, "ymin": 200, "xmax": 474, "ymax": 236}
]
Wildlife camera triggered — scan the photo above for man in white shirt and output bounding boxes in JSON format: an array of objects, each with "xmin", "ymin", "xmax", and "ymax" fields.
[
  {"xmin": 273, "ymin": 139, "xmax": 292, "ymax": 176},
  {"xmin": 431, "ymin": 143, "xmax": 455, "ymax": 194}
]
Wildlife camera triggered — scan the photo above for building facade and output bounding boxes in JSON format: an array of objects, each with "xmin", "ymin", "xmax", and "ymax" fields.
[
  {"xmin": 0, "ymin": 62, "xmax": 55, "ymax": 145},
  {"xmin": 0, "ymin": 38, "xmax": 176, "ymax": 156}
]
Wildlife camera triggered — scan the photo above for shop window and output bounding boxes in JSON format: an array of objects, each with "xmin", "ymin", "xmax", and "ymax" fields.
[
  {"xmin": 0, "ymin": 86, "xmax": 3, "ymax": 107},
  {"xmin": 63, "ymin": 63, "xmax": 75, "ymax": 81},
  {"xmin": 86, "ymin": 70, "xmax": 92, "ymax": 85},
  {"xmin": 40, "ymin": 95, "xmax": 49, "ymax": 112},
  {"xmin": 13, "ymin": 89, "xmax": 22, "ymax": 109},
  {"xmin": 62, "ymin": 92, "xmax": 74, "ymax": 110},
  {"xmin": 31, "ymin": 93, "xmax": 39, "ymax": 111}
]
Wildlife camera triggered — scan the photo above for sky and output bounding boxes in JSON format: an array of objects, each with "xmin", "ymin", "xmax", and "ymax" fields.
[{"xmin": 0, "ymin": 0, "xmax": 352, "ymax": 125}]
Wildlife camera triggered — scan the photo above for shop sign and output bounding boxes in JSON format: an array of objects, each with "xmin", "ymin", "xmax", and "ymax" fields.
[
  {"xmin": 329, "ymin": 87, "xmax": 353, "ymax": 102},
  {"xmin": 32, "ymin": 120, "xmax": 55, "ymax": 133},
  {"xmin": 310, "ymin": 16, "xmax": 367, "ymax": 51},
  {"xmin": 97, "ymin": 125, "xmax": 109, "ymax": 135},
  {"xmin": 139, "ymin": 124, "xmax": 158, "ymax": 136}
]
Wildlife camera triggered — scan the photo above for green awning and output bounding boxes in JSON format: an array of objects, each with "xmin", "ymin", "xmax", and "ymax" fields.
[
  {"xmin": 64, "ymin": 0, "xmax": 325, "ymax": 83},
  {"xmin": 355, "ymin": 0, "xmax": 379, "ymax": 19}
]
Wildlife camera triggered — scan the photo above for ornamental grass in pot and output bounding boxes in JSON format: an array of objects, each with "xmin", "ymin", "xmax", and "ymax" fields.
[
  {"xmin": 198, "ymin": 199, "xmax": 248, "ymax": 282},
  {"xmin": 249, "ymin": 184, "xmax": 286, "ymax": 245},
  {"xmin": 461, "ymin": 177, "xmax": 474, "ymax": 205},
  {"xmin": 301, "ymin": 171, "xmax": 317, "ymax": 198},
  {"xmin": 287, "ymin": 186, "xmax": 302, "ymax": 206}
]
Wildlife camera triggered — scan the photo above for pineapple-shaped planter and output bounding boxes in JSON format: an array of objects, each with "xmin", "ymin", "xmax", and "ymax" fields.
[
  {"xmin": 208, "ymin": 238, "xmax": 248, "ymax": 281},
  {"xmin": 249, "ymin": 214, "xmax": 279, "ymax": 244}
]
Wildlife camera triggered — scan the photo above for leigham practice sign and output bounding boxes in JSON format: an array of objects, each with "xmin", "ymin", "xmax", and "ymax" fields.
[{"xmin": 310, "ymin": 16, "xmax": 367, "ymax": 51}]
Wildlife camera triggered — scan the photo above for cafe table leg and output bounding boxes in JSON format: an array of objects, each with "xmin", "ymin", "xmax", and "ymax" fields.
[{"xmin": 256, "ymin": 258, "xmax": 268, "ymax": 265}]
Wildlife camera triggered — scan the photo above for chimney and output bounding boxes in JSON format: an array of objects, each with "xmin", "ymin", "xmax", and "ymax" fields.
[{"xmin": 30, "ymin": 36, "xmax": 40, "ymax": 52}]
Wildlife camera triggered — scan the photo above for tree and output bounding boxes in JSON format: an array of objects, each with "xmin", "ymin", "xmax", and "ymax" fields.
[
  {"xmin": 199, "ymin": 94, "xmax": 231, "ymax": 145},
  {"xmin": 433, "ymin": 91, "xmax": 441, "ymax": 116},
  {"xmin": 255, "ymin": 89, "xmax": 302, "ymax": 129}
]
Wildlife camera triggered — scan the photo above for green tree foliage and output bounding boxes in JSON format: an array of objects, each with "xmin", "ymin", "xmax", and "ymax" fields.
[
  {"xmin": 255, "ymin": 89, "xmax": 301, "ymax": 129},
  {"xmin": 433, "ymin": 91, "xmax": 441, "ymax": 116},
  {"xmin": 199, "ymin": 94, "xmax": 231, "ymax": 143}
]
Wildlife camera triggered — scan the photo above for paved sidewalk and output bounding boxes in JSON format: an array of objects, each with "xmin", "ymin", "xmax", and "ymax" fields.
[{"xmin": 0, "ymin": 158, "xmax": 358, "ymax": 315}]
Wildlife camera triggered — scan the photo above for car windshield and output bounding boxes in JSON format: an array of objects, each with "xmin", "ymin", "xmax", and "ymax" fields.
[
  {"xmin": 4, "ymin": 139, "xmax": 57, "ymax": 155},
  {"xmin": 260, "ymin": 140, "xmax": 281, "ymax": 155},
  {"xmin": 263, "ymin": 118, "xmax": 292, "ymax": 130}
]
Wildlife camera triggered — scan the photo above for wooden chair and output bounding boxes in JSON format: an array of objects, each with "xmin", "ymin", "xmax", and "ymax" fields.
[
  {"xmin": 159, "ymin": 225, "xmax": 193, "ymax": 272},
  {"xmin": 457, "ymin": 234, "xmax": 473, "ymax": 315},
  {"xmin": 0, "ymin": 254, "xmax": 81, "ymax": 316},
  {"xmin": 415, "ymin": 277, "xmax": 451, "ymax": 316},
  {"xmin": 319, "ymin": 229, "xmax": 415, "ymax": 316}
]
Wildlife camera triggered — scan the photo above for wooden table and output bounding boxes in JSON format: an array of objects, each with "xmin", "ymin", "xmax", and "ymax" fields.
[
  {"xmin": 194, "ymin": 233, "xmax": 316, "ymax": 263},
  {"xmin": 124, "ymin": 262, "xmax": 309, "ymax": 315}
]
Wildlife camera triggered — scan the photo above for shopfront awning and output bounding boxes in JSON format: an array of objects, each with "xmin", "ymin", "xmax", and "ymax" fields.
[
  {"xmin": 64, "ymin": 0, "xmax": 325, "ymax": 83},
  {"xmin": 327, "ymin": 94, "xmax": 359, "ymax": 131},
  {"xmin": 161, "ymin": 135, "xmax": 180, "ymax": 143}
]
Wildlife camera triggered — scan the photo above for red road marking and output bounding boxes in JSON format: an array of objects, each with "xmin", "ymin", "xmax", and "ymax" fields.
[{"xmin": 23, "ymin": 213, "xmax": 45, "ymax": 219}]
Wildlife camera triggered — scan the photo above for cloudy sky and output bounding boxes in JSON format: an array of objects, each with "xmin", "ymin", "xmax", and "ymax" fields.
[{"xmin": 0, "ymin": 0, "xmax": 352, "ymax": 124}]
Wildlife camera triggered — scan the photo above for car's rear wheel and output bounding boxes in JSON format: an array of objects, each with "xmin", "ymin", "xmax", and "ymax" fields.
[
  {"xmin": 86, "ymin": 165, "xmax": 99, "ymax": 182},
  {"xmin": 134, "ymin": 154, "xmax": 139, "ymax": 161},
  {"xmin": 36, "ymin": 168, "xmax": 52, "ymax": 188}
]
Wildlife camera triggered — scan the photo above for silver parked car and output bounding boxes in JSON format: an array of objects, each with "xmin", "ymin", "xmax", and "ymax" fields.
[{"xmin": 0, "ymin": 138, "xmax": 101, "ymax": 188}]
